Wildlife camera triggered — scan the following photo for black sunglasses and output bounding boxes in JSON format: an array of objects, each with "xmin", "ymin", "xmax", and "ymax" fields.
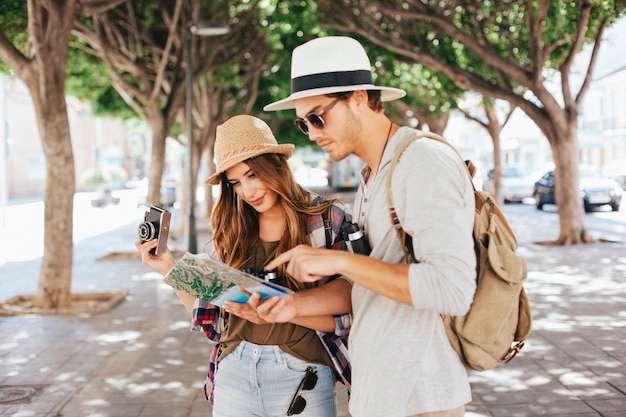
[
  {"xmin": 286, "ymin": 366, "xmax": 318, "ymax": 416},
  {"xmin": 294, "ymin": 95, "xmax": 345, "ymax": 135}
]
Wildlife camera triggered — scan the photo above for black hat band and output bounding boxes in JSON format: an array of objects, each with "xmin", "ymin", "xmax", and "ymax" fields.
[{"xmin": 291, "ymin": 70, "xmax": 372, "ymax": 94}]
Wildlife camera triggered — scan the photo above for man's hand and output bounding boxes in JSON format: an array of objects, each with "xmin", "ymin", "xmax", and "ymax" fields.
[
  {"xmin": 267, "ymin": 244, "xmax": 413, "ymax": 306},
  {"xmin": 265, "ymin": 245, "xmax": 344, "ymax": 282}
]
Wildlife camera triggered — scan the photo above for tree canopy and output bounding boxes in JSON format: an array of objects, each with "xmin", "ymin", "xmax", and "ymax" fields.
[{"xmin": 314, "ymin": 0, "xmax": 625, "ymax": 244}]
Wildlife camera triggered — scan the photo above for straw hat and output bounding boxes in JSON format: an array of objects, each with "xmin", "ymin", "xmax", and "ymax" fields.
[
  {"xmin": 264, "ymin": 36, "xmax": 406, "ymax": 112},
  {"xmin": 205, "ymin": 115, "xmax": 295, "ymax": 185}
]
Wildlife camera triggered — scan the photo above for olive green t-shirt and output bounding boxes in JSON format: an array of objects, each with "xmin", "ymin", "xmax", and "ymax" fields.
[{"xmin": 219, "ymin": 240, "xmax": 333, "ymax": 368}]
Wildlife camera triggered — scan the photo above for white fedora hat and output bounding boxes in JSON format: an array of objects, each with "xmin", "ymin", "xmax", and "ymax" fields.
[{"xmin": 264, "ymin": 36, "xmax": 406, "ymax": 112}]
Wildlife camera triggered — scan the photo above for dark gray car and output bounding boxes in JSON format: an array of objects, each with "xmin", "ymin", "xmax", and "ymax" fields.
[{"xmin": 534, "ymin": 166, "xmax": 623, "ymax": 212}]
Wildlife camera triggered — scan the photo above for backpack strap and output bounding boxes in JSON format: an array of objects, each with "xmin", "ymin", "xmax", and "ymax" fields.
[
  {"xmin": 386, "ymin": 131, "xmax": 477, "ymax": 263},
  {"xmin": 321, "ymin": 206, "xmax": 333, "ymax": 249}
]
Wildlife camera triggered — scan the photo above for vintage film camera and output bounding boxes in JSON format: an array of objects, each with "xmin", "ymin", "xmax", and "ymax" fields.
[{"xmin": 138, "ymin": 205, "xmax": 171, "ymax": 255}]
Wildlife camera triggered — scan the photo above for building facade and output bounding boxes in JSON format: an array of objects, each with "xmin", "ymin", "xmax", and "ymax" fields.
[{"xmin": 0, "ymin": 75, "xmax": 129, "ymax": 200}]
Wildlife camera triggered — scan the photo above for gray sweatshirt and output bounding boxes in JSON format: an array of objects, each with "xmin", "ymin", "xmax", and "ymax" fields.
[{"xmin": 348, "ymin": 127, "xmax": 476, "ymax": 417}]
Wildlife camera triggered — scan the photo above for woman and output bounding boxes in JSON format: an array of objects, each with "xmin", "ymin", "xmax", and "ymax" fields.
[{"xmin": 136, "ymin": 115, "xmax": 351, "ymax": 417}]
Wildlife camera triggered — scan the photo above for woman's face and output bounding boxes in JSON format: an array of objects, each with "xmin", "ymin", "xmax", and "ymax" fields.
[{"xmin": 225, "ymin": 161, "xmax": 280, "ymax": 213}]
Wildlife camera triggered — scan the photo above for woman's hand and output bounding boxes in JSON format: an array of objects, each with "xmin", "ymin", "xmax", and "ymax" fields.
[
  {"xmin": 223, "ymin": 288, "xmax": 269, "ymax": 324},
  {"xmin": 135, "ymin": 238, "xmax": 176, "ymax": 276},
  {"xmin": 224, "ymin": 287, "xmax": 299, "ymax": 324}
]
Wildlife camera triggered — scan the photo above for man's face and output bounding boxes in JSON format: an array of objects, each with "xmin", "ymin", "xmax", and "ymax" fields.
[{"xmin": 293, "ymin": 94, "xmax": 356, "ymax": 162}]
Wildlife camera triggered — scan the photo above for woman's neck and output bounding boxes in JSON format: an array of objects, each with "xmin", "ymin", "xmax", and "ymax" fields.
[{"xmin": 258, "ymin": 204, "xmax": 286, "ymax": 242}]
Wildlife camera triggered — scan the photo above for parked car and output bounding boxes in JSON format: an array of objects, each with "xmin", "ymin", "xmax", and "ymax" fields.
[
  {"xmin": 602, "ymin": 159, "xmax": 626, "ymax": 190},
  {"xmin": 533, "ymin": 166, "xmax": 623, "ymax": 212},
  {"xmin": 482, "ymin": 165, "xmax": 535, "ymax": 203}
]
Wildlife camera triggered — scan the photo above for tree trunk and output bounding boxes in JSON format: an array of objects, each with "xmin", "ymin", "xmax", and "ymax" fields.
[
  {"xmin": 202, "ymin": 144, "xmax": 216, "ymax": 219},
  {"xmin": 192, "ymin": 135, "xmax": 202, "ymax": 209},
  {"xmin": 177, "ymin": 134, "xmax": 203, "ymax": 243},
  {"xmin": 146, "ymin": 111, "xmax": 167, "ymax": 206},
  {"xmin": 31, "ymin": 94, "xmax": 75, "ymax": 308},
  {"xmin": 424, "ymin": 111, "xmax": 450, "ymax": 136},
  {"xmin": 0, "ymin": 0, "xmax": 86, "ymax": 309},
  {"xmin": 16, "ymin": 0, "xmax": 78, "ymax": 309},
  {"xmin": 550, "ymin": 129, "xmax": 590, "ymax": 245},
  {"xmin": 485, "ymin": 104, "xmax": 504, "ymax": 206}
]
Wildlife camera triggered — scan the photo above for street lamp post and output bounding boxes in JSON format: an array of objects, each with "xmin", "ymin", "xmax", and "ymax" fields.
[{"xmin": 186, "ymin": 20, "xmax": 229, "ymax": 253}]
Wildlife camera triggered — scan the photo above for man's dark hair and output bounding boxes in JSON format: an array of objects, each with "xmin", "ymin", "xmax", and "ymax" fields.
[{"xmin": 330, "ymin": 90, "xmax": 383, "ymax": 112}]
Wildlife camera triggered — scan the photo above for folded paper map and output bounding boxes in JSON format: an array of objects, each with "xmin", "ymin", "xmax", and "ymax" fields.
[{"xmin": 162, "ymin": 252, "xmax": 292, "ymax": 307}]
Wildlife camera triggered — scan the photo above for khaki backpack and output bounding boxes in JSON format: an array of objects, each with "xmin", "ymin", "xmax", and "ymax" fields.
[{"xmin": 386, "ymin": 132, "xmax": 532, "ymax": 371}]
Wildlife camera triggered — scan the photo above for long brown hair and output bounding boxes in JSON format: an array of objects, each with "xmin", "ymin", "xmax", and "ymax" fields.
[{"xmin": 209, "ymin": 153, "xmax": 338, "ymax": 290}]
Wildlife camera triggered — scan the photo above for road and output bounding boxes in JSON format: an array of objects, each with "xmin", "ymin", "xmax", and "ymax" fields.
[
  {"xmin": 503, "ymin": 199, "xmax": 626, "ymax": 243},
  {"xmin": 1, "ymin": 193, "xmax": 625, "ymax": 267},
  {"xmin": 0, "ymin": 189, "xmax": 146, "ymax": 266}
]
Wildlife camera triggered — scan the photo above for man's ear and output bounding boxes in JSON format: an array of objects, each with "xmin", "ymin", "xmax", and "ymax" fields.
[{"xmin": 351, "ymin": 90, "xmax": 369, "ymax": 109}]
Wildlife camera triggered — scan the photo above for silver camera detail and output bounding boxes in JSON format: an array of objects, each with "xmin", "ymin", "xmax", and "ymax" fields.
[{"xmin": 342, "ymin": 222, "xmax": 371, "ymax": 255}]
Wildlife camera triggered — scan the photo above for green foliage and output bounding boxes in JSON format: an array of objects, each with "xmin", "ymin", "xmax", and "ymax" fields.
[
  {"xmin": 255, "ymin": 0, "xmax": 454, "ymax": 145},
  {"xmin": 253, "ymin": 0, "xmax": 353, "ymax": 148},
  {"xmin": 65, "ymin": 39, "xmax": 136, "ymax": 119},
  {"xmin": 0, "ymin": 0, "xmax": 28, "ymax": 74},
  {"xmin": 311, "ymin": 0, "xmax": 624, "ymax": 119},
  {"xmin": 393, "ymin": 1, "xmax": 530, "ymax": 88},
  {"xmin": 380, "ymin": 0, "xmax": 621, "ymax": 86},
  {"xmin": 254, "ymin": 0, "xmax": 465, "ymax": 143},
  {"xmin": 251, "ymin": 0, "xmax": 463, "ymax": 141},
  {"xmin": 72, "ymin": 0, "xmax": 192, "ymax": 117},
  {"xmin": 362, "ymin": 39, "xmax": 463, "ymax": 117}
]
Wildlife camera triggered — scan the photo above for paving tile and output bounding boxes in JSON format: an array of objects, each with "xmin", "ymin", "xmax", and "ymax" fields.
[
  {"xmin": 488, "ymin": 402, "xmax": 548, "ymax": 417},
  {"xmin": 585, "ymin": 397, "xmax": 626, "ymax": 413},
  {"xmin": 543, "ymin": 399, "xmax": 597, "ymax": 414}
]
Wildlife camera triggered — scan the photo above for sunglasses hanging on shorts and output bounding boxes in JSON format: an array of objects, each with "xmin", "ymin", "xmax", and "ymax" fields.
[
  {"xmin": 294, "ymin": 95, "xmax": 345, "ymax": 135},
  {"xmin": 286, "ymin": 366, "xmax": 318, "ymax": 416}
]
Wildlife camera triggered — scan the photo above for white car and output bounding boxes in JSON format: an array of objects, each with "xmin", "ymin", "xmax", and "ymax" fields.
[{"xmin": 482, "ymin": 166, "xmax": 534, "ymax": 203}]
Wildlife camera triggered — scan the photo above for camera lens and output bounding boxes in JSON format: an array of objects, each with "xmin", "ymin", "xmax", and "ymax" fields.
[{"xmin": 138, "ymin": 221, "xmax": 157, "ymax": 241}]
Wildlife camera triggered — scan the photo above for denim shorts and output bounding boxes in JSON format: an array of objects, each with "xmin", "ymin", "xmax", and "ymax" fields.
[{"xmin": 212, "ymin": 341, "xmax": 337, "ymax": 417}]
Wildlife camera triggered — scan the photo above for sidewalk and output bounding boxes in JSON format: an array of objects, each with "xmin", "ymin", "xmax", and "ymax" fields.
[{"xmin": 1, "ymin": 195, "xmax": 626, "ymax": 417}]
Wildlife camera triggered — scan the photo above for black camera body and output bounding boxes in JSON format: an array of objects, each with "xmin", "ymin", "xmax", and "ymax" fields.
[
  {"xmin": 138, "ymin": 205, "xmax": 171, "ymax": 255},
  {"xmin": 243, "ymin": 268, "xmax": 277, "ymax": 282},
  {"xmin": 342, "ymin": 222, "xmax": 371, "ymax": 255}
]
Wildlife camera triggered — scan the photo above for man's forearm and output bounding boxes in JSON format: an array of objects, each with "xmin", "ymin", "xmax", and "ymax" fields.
[
  {"xmin": 337, "ymin": 254, "xmax": 412, "ymax": 305},
  {"xmin": 293, "ymin": 278, "xmax": 352, "ymax": 317}
]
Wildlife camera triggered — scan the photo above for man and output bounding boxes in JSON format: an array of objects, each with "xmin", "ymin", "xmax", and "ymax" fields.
[{"xmin": 263, "ymin": 36, "xmax": 477, "ymax": 417}]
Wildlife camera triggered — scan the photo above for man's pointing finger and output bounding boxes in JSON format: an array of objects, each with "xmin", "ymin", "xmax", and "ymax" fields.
[{"xmin": 264, "ymin": 249, "xmax": 293, "ymax": 271}]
